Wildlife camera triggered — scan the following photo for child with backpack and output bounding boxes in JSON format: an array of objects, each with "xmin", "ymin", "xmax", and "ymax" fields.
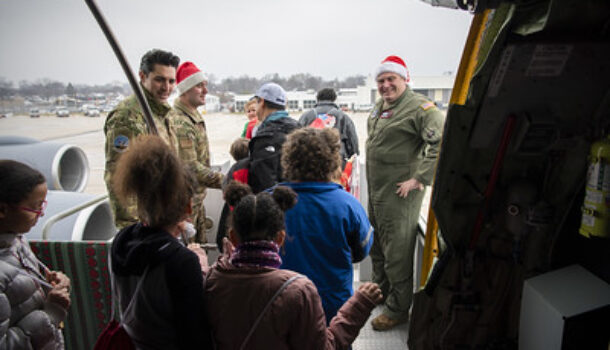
[
  {"xmin": 108, "ymin": 135, "xmax": 212, "ymax": 349},
  {"xmin": 205, "ymin": 181, "xmax": 382, "ymax": 349}
]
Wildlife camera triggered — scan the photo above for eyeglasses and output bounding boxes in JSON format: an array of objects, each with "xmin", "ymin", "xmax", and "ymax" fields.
[{"xmin": 19, "ymin": 200, "xmax": 47, "ymax": 217}]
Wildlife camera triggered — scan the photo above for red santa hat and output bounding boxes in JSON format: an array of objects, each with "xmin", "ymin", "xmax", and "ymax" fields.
[
  {"xmin": 375, "ymin": 55, "xmax": 410, "ymax": 83},
  {"xmin": 176, "ymin": 61, "xmax": 207, "ymax": 96}
]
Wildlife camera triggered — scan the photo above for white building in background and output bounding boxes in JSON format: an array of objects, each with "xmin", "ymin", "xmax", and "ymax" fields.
[
  {"xmin": 167, "ymin": 92, "xmax": 221, "ymax": 113},
  {"xmin": 204, "ymin": 94, "xmax": 221, "ymax": 112},
  {"xmin": 409, "ymin": 75, "xmax": 455, "ymax": 109},
  {"xmin": 232, "ymin": 74, "xmax": 455, "ymax": 112}
]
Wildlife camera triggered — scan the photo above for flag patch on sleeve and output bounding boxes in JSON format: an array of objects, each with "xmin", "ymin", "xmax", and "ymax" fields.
[{"xmin": 420, "ymin": 102, "xmax": 435, "ymax": 111}]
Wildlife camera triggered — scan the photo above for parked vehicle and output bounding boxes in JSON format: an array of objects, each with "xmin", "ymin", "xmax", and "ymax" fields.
[
  {"xmin": 86, "ymin": 108, "xmax": 100, "ymax": 117},
  {"xmin": 56, "ymin": 109, "xmax": 70, "ymax": 117},
  {"xmin": 29, "ymin": 108, "xmax": 40, "ymax": 118}
]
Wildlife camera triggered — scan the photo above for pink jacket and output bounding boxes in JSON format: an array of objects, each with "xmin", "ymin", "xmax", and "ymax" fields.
[{"xmin": 205, "ymin": 258, "xmax": 375, "ymax": 349}]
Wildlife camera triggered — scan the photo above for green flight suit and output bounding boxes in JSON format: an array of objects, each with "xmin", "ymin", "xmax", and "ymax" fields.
[
  {"xmin": 104, "ymin": 87, "xmax": 181, "ymax": 229},
  {"xmin": 365, "ymin": 87, "xmax": 444, "ymax": 321},
  {"xmin": 173, "ymin": 100, "xmax": 224, "ymax": 242}
]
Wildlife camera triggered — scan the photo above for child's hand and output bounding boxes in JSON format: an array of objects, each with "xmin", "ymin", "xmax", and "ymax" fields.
[
  {"xmin": 46, "ymin": 270, "xmax": 70, "ymax": 290},
  {"xmin": 357, "ymin": 282, "xmax": 383, "ymax": 304},
  {"xmin": 47, "ymin": 286, "xmax": 71, "ymax": 309},
  {"xmin": 188, "ymin": 243, "xmax": 209, "ymax": 274},
  {"xmin": 222, "ymin": 237, "xmax": 235, "ymax": 259}
]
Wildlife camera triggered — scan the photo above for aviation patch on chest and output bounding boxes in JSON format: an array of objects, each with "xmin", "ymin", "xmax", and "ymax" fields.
[
  {"xmin": 112, "ymin": 135, "xmax": 129, "ymax": 153},
  {"xmin": 420, "ymin": 102, "xmax": 436, "ymax": 111},
  {"xmin": 380, "ymin": 110, "xmax": 393, "ymax": 119}
]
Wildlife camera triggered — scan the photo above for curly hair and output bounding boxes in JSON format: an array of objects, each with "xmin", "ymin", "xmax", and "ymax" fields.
[
  {"xmin": 225, "ymin": 181, "xmax": 296, "ymax": 242},
  {"xmin": 0, "ymin": 160, "xmax": 45, "ymax": 205},
  {"xmin": 281, "ymin": 127, "xmax": 342, "ymax": 182},
  {"xmin": 113, "ymin": 135, "xmax": 193, "ymax": 228}
]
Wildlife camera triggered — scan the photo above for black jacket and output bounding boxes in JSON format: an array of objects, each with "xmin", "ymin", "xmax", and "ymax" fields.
[
  {"xmin": 111, "ymin": 224, "xmax": 212, "ymax": 349},
  {"xmin": 248, "ymin": 114, "xmax": 299, "ymax": 193},
  {"xmin": 298, "ymin": 101, "xmax": 359, "ymax": 164}
]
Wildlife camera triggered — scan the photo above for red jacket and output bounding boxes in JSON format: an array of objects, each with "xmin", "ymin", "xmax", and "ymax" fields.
[{"xmin": 205, "ymin": 258, "xmax": 375, "ymax": 349}]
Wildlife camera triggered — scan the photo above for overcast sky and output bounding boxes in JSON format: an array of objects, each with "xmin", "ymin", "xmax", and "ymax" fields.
[{"xmin": 0, "ymin": 0, "xmax": 472, "ymax": 85}]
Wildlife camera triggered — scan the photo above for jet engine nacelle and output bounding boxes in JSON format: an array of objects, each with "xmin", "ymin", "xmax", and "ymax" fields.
[
  {"xmin": 28, "ymin": 190, "xmax": 116, "ymax": 241},
  {"xmin": 0, "ymin": 136, "xmax": 89, "ymax": 192}
]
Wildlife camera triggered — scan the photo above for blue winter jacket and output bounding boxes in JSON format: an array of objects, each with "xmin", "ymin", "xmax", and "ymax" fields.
[{"xmin": 279, "ymin": 182, "xmax": 373, "ymax": 323}]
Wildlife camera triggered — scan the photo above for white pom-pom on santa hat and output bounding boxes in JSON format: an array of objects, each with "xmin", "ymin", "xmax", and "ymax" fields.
[
  {"xmin": 176, "ymin": 61, "xmax": 208, "ymax": 96},
  {"xmin": 375, "ymin": 55, "xmax": 410, "ymax": 83}
]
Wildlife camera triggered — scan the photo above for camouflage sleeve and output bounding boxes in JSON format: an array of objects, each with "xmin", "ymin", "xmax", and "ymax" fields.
[
  {"xmin": 103, "ymin": 108, "xmax": 147, "ymax": 228},
  {"xmin": 413, "ymin": 105, "xmax": 445, "ymax": 186},
  {"xmin": 174, "ymin": 118, "xmax": 224, "ymax": 190},
  {"xmin": 189, "ymin": 158, "xmax": 225, "ymax": 189}
]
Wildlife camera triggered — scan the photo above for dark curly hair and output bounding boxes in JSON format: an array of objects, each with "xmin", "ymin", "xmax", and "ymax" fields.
[
  {"xmin": 281, "ymin": 127, "xmax": 342, "ymax": 182},
  {"xmin": 224, "ymin": 181, "xmax": 296, "ymax": 242},
  {"xmin": 140, "ymin": 49, "xmax": 180, "ymax": 75},
  {"xmin": 113, "ymin": 135, "xmax": 193, "ymax": 229},
  {"xmin": 0, "ymin": 160, "xmax": 45, "ymax": 205}
]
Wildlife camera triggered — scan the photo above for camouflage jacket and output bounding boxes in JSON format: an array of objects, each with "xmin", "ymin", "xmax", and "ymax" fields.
[
  {"xmin": 173, "ymin": 100, "xmax": 224, "ymax": 192},
  {"xmin": 103, "ymin": 87, "xmax": 181, "ymax": 229}
]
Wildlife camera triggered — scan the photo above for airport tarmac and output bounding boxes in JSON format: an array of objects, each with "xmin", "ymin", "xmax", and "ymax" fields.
[{"xmin": 0, "ymin": 112, "xmax": 371, "ymax": 195}]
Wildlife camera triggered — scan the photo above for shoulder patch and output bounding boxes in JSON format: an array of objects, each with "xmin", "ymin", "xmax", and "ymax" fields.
[
  {"xmin": 113, "ymin": 135, "xmax": 129, "ymax": 153},
  {"xmin": 420, "ymin": 102, "xmax": 436, "ymax": 111},
  {"xmin": 370, "ymin": 108, "xmax": 379, "ymax": 119}
]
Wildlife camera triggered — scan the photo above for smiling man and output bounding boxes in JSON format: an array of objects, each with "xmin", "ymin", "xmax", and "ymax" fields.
[
  {"xmin": 365, "ymin": 55, "xmax": 444, "ymax": 331},
  {"xmin": 104, "ymin": 49, "xmax": 182, "ymax": 229},
  {"xmin": 173, "ymin": 61, "xmax": 224, "ymax": 242}
]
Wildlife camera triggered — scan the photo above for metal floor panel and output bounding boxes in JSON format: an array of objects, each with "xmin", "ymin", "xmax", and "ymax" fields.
[
  {"xmin": 352, "ymin": 271, "xmax": 410, "ymax": 349},
  {"xmin": 352, "ymin": 306, "xmax": 409, "ymax": 350}
]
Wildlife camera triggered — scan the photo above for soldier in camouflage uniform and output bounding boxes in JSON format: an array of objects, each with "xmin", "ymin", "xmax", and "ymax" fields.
[
  {"xmin": 104, "ymin": 49, "xmax": 182, "ymax": 229},
  {"xmin": 173, "ymin": 61, "xmax": 224, "ymax": 242},
  {"xmin": 366, "ymin": 56, "xmax": 444, "ymax": 330}
]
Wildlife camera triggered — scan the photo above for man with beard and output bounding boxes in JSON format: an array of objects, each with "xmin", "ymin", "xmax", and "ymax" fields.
[{"xmin": 173, "ymin": 61, "xmax": 225, "ymax": 243}]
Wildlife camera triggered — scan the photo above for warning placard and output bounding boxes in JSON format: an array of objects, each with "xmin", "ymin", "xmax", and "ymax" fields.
[{"xmin": 526, "ymin": 44, "xmax": 573, "ymax": 77}]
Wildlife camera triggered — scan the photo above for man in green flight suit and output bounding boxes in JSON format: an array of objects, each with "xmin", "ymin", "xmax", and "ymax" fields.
[
  {"xmin": 173, "ymin": 61, "xmax": 224, "ymax": 242},
  {"xmin": 366, "ymin": 55, "xmax": 444, "ymax": 330},
  {"xmin": 104, "ymin": 49, "xmax": 182, "ymax": 229}
]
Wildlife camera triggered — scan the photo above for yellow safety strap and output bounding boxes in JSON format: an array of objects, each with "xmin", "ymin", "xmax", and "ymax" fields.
[
  {"xmin": 450, "ymin": 10, "xmax": 491, "ymax": 106},
  {"xmin": 419, "ymin": 10, "xmax": 491, "ymax": 288}
]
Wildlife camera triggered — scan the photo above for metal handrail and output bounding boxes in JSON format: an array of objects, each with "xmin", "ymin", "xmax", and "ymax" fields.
[{"xmin": 42, "ymin": 194, "xmax": 109, "ymax": 240}]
